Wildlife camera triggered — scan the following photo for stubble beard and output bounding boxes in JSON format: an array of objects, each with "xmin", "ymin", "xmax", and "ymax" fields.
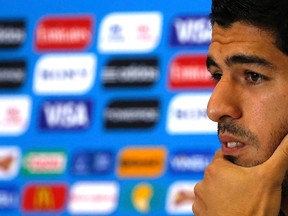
[{"xmin": 218, "ymin": 122, "xmax": 288, "ymax": 198}]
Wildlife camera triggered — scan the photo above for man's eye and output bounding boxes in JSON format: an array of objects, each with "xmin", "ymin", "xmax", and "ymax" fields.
[
  {"xmin": 211, "ymin": 72, "xmax": 222, "ymax": 82},
  {"xmin": 245, "ymin": 71, "xmax": 265, "ymax": 84}
]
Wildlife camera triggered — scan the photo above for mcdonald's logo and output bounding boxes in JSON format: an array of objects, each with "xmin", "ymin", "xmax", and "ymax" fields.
[{"xmin": 22, "ymin": 183, "xmax": 67, "ymax": 212}]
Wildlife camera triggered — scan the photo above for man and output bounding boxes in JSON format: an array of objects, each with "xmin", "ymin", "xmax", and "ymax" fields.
[{"xmin": 192, "ymin": 0, "xmax": 288, "ymax": 215}]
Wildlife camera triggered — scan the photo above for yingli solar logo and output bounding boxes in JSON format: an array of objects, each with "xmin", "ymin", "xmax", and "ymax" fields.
[
  {"xmin": 35, "ymin": 15, "xmax": 93, "ymax": 51},
  {"xmin": 168, "ymin": 54, "xmax": 214, "ymax": 90},
  {"xmin": 117, "ymin": 146, "xmax": 166, "ymax": 178}
]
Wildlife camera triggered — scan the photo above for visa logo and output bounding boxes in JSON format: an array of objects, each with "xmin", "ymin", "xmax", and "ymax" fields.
[
  {"xmin": 39, "ymin": 100, "xmax": 92, "ymax": 130},
  {"xmin": 170, "ymin": 16, "xmax": 211, "ymax": 46}
]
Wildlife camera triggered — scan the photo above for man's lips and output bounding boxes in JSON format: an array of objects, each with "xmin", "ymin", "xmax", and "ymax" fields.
[{"xmin": 219, "ymin": 135, "xmax": 246, "ymax": 155}]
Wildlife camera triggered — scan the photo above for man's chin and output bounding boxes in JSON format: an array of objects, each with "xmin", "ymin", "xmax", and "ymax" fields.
[{"xmin": 223, "ymin": 155, "xmax": 263, "ymax": 167}]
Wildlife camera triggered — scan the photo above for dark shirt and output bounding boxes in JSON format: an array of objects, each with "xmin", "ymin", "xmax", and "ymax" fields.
[{"xmin": 279, "ymin": 211, "xmax": 285, "ymax": 216}]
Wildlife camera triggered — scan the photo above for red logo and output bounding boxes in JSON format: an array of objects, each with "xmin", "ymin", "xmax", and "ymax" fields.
[
  {"xmin": 168, "ymin": 54, "xmax": 215, "ymax": 90},
  {"xmin": 22, "ymin": 183, "xmax": 67, "ymax": 212},
  {"xmin": 35, "ymin": 16, "xmax": 93, "ymax": 51}
]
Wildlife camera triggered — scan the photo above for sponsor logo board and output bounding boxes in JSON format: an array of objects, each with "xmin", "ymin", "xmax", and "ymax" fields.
[
  {"xmin": 119, "ymin": 182, "xmax": 165, "ymax": 213},
  {"xmin": 35, "ymin": 15, "xmax": 93, "ymax": 51},
  {"xmin": 0, "ymin": 146, "xmax": 21, "ymax": 180},
  {"xmin": 22, "ymin": 183, "xmax": 67, "ymax": 212},
  {"xmin": 33, "ymin": 53, "xmax": 96, "ymax": 95},
  {"xmin": 68, "ymin": 181, "xmax": 119, "ymax": 214},
  {"xmin": 98, "ymin": 12, "xmax": 162, "ymax": 53},
  {"xmin": 170, "ymin": 15, "xmax": 211, "ymax": 46},
  {"xmin": 22, "ymin": 151, "xmax": 66, "ymax": 175},
  {"xmin": 0, "ymin": 60, "xmax": 26, "ymax": 88},
  {"xmin": 166, "ymin": 181, "xmax": 197, "ymax": 214},
  {"xmin": 0, "ymin": 20, "xmax": 26, "ymax": 48},
  {"xmin": 102, "ymin": 58, "xmax": 159, "ymax": 88},
  {"xmin": 117, "ymin": 146, "xmax": 166, "ymax": 178},
  {"xmin": 39, "ymin": 100, "xmax": 92, "ymax": 131},
  {"xmin": 167, "ymin": 93, "xmax": 217, "ymax": 134},
  {"xmin": 169, "ymin": 151, "xmax": 213, "ymax": 174},
  {"xmin": 0, "ymin": 187, "xmax": 19, "ymax": 210},
  {"xmin": 169, "ymin": 54, "xmax": 214, "ymax": 89},
  {"xmin": 70, "ymin": 150, "xmax": 114, "ymax": 175},
  {"xmin": 0, "ymin": 96, "xmax": 31, "ymax": 135},
  {"xmin": 104, "ymin": 99, "xmax": 160, "ymax": 129}
]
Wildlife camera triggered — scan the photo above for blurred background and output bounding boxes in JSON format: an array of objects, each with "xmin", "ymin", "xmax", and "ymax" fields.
[{"xmin": 0, "ymin": 0, "xmax": 219, "ymax": 215}]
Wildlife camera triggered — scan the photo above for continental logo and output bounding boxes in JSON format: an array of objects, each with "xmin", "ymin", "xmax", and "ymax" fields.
[
  {"xmin": 104, "ymin": 99, "xmax": 160, "ymax": 129},
  {"xmin": 22, "ymin": 151, "xmax": 67, "ymax": 175},
  {"xmin": 102, "ymin": 58, "xmax": 159, "ymax": 88},
  {"xmin": 22, "ymin": 184, "xmax": 67, "ymax": 212},
  {"xmin": 117, "ymin": 146, "xmax": 166, "ymax": 178},
  {"xmin": 168, "ymin": 54, "xmax": 215, "ymax": 89},
  {"xmin": 170, "ymin": 15, "xmax": 211, "ymax": 46},
  {"xmin": 0, "ymin": 20, "xmax": 26, "ymax": 48},
  {"xmin": 0, "ymin": 60, "xmax": 26, "ymax": 88},
  {"xmin": 35, "ymin": 15, "xmax": 93, "ymax": 51}
]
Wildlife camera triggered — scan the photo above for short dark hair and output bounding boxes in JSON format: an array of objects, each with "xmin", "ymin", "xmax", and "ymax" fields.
[{"xmin": 210, "ymin": 0, "xmax": 288, "ymax": 55}]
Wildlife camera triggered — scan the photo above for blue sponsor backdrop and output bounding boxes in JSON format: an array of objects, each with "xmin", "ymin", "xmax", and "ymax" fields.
[{"xmin": 0, "ymin": 0, "xmax": 219, "ymax": 215}]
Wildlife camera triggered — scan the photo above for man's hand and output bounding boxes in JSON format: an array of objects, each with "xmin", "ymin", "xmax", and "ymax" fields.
[{"xmin": 192, "ymin": 135, "xmax": 288, "ymax": 216}]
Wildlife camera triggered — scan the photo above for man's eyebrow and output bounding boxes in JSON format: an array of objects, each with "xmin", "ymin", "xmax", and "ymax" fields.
[
  {"xmin": 225, "ymin": 54, "xmax": 276, "ymax": 69},
  {"xmin": 206, "ymin": 56, "xmax": 218, "ymax": 69}
]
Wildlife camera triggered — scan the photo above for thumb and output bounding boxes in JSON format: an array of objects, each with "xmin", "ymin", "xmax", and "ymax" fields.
[{"xmin": 261, "ymin": 133, "xmax": 288, "ymax": 181}]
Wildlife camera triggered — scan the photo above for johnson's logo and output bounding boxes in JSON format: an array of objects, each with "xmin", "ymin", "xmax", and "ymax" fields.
[
  {"xmin": 170, "ymin": 15, "xmax": 211, "ymax": 46},
  {"xmin": 39, "ymin": 100, "xmax": 92, "ymax": 130},
  {"xmin": 22, "ymin": 184, "xmax": 67, "ymax": 212},
  {"xmin": 168, "ymin": 54, "xmax": 215, "ymax": 90},
  {"xmin": 33, "ymin": 53, "xmax": 96, "ymax": 95},
  {"xmin": 35, "ymin": 15, "xmax": 93, "ymax": 51}
]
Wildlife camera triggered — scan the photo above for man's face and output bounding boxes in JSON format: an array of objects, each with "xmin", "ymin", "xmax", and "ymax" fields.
[{"xmin": 207, "ymin": 22, "xmax": 288, "ymax": 167}]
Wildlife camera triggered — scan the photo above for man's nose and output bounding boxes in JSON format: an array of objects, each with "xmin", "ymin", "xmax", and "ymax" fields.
[{"xmin": 207, "ymin": 77, "xmax": 242, "ymax": 122}]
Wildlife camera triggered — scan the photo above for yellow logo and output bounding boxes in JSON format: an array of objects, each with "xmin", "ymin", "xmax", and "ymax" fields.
[
  {"xmin": 33, "ymin": 186, "xmax": 55, "ymax": 210},
  {"xmin": 132, "ymin": 183, "xmax": 153, "ymax": 213}
]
